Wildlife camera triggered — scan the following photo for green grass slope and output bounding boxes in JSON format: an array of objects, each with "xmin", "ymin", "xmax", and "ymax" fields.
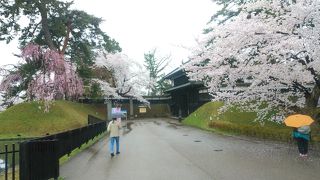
[
  {"xmin": 183, "ymin": 102, "xmax": 319, "ymax": 142},
  {"xmin": 0, "ymin": 101, "xmax": 106, "ymax": 138}
]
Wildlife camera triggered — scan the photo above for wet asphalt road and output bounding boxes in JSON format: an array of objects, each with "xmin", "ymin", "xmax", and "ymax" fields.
[{"xmin": 60, "ymin": 118, "xmax": 320, "ymax": 180}]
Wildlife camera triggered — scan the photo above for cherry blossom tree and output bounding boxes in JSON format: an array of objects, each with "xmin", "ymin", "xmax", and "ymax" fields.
[
  {"xmin": 0, "ymin": 0, "xmax": 121, "ymax": 103},
  {"xmin": 94, "ymin": 51, "xmax": 153, "ymax": 104},
  {"xmin": 185, "ymin": 0, "xmax": 320, "ymax": 122},
  {"xmin": 0, "ymin": 0, "xmax": 121, "ymax": 62},
  {"xmin": 0, "ymin": 43, "xmax": 83, "ymax": 111}
]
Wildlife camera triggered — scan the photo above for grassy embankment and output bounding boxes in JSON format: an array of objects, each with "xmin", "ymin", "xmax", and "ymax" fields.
[
  {"xmin": 0, "ymin": 100, "xmax": 106, "ymax": 139},
  {"xmin": 183, "ymin": 102, "xmax": 320, "ymax": 142}
]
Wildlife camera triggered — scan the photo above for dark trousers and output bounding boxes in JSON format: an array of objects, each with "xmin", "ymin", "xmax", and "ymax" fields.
[{"xmin": 295, "ymin": 137, "xmax": 308, "ymax": 155}]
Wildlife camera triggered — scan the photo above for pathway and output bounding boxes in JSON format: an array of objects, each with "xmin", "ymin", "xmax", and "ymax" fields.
[{"xmin": 60, "ymin": 118, "xmax": 320, "ymax": 180}]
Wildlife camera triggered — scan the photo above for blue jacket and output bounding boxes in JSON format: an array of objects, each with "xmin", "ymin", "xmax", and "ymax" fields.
[{"xmin": 292, "ymin": 130, "xmax": 310, "ymax": 141}]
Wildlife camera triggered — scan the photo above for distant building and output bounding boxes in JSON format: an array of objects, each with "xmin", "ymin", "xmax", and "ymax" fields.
[
  {"xmin": 79, "ymin": 96, "xmax": 171, "ymax": 120},
  {"xmin": 78, "ymin": 67, "xmax": 212, "ymax": 119},
  {"xmin": 163, "ymin": 67, "xmax": 211, "ymax": 118}
]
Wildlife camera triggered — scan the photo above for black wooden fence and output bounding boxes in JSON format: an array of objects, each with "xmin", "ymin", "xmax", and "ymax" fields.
[
  {"xmin": 0, "ymin": 115, "xmax": 106, "ymax": 180},
  {"xmin": 0, "ymin": 144, "xmax": 18, "ymax": 180},
  {"xmin": 32, "ymin": 117, "xmax": 106, "ymax": 158},
  {"xmin": 19, "ymin": 140, "xmax": 59, "ymax": 180},
  {"xmin": 88, "ymin": 114, "xmax": 106, "ymax": 124}
]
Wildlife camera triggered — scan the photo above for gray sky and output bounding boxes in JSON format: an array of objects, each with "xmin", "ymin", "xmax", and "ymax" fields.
[{"xmin": 0, "ymin": 0, "xmax": 217, "ymax": 73}]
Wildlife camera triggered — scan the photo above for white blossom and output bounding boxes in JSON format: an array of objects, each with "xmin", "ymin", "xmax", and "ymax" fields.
[
  {"xmin": 185, "ymin": 0, "xmax": 320, "ymax": 122},
  {"xmin": 95, "ymin": 51, "xmax": 153, "ymax": 104}
]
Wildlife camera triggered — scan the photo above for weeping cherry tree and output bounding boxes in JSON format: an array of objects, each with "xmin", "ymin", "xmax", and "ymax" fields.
[{"xmin": 0, "ymin": 43, "xmax": 83, "ymax": 111}]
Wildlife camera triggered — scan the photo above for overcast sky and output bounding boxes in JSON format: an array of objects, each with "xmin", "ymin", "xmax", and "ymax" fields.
[{"xmin": 0, "ymin": 0, "xmax": 218, "ymax": 73}]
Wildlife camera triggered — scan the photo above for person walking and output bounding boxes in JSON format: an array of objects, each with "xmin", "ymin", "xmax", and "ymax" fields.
[
  {"xmin": 107, "ymin": 118, "xmax": 121, "ymax": 157},
  {"xmin": 292, "ymin": 125, "xmax": 311, "ymax": 157}
]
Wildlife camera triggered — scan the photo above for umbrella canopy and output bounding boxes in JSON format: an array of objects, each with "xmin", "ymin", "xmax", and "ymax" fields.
[
  {"xmin": 112, "ymin": 112, "xmax": 123, "ymax": 119},
  {"xmin": 284, "ymin": 114, "xmax": 314, "ymax": 128}
]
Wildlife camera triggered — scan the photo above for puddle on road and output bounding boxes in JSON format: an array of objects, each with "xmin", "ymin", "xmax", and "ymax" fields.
[
  {"xmin": 167, "ymin": 124, "xmax": 178, "ymax": 129},
  {"xmin": 135, "ymin": 122, "xmax": 143, "ymax": 126},
  {"xmin": 213, "ymin": 149, "xmax": 223, "ymax": 152},
  {"xmin": 123, "ymin": 122, "xmax": 134, "ymax": 136},
  {"xmin": 153, "ymin": 121, "xmax": 161, "ymax": 125},
  {"xmin": 87, "ymin": 148, "xmax": 99, "ymax": 155},
  {"xmin": 194, "ymin": 140, "xmax": 202, "ymax": 142},
  {"xmin": 168, "ymin": 121, "xmax": 183, "ymax": 126},
  {"xmin": 183, "ymin": 134, "xmax": 188, "ymax": 136},
  {"xmin": 87, "ymin": 138, "xmax": 110, "ymax": 161}
]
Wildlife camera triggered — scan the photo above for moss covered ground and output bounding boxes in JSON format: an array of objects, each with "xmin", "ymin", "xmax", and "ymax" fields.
[
  {"xmin": 0, "ymin": 100, "xmax": 106, "ymax": 139},
  {"xmin": 183, "ymin": 102, "xmax": 320, "ymax": 142}
]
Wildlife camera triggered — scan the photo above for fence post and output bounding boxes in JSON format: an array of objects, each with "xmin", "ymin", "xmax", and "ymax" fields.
[
  {"xmin": 12, "ymin": 144, "xmax": 15, "ymax": 180},
  {"xmin": 5, "ymin": 144, "xmax": 8, "ymax": 180}
]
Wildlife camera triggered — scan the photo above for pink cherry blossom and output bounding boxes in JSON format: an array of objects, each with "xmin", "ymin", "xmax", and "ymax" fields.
[{"xmin": 1, "ymin": 43, "xmax": 83, "ymax": 112}]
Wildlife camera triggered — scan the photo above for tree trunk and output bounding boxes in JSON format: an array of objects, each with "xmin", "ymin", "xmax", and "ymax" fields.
[
  {"xmin": 61, "ymin": 19, "xmax": 72, "ymax": 55},
  {"xmin": 304, "ymin": 85, "xmax": 320, "ymax": 122},
  {"xmin": 37, "ymin": 2, "xmax": 56, "ymax": 50}
]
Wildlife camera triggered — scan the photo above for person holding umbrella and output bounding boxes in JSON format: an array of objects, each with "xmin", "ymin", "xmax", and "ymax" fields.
[
  {"xmin": 107, "ymin": 116, "xmax": 121, "ymax": 157},
  {"xmin": 108, "ymin": 103, "xmax": 123, "ymax": 157},
  {"xmin": 293, "ymin": 125, "xmax": 311, "ymax": 157},
  {"xmin": 284, "ymin": 114, "xmax": 313, "ymax": 157}
]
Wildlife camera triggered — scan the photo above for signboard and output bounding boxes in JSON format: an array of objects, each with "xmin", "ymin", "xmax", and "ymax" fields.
[{"xmin": 139, "ymin": 107, "xmax": 147, "ymax": 113}]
